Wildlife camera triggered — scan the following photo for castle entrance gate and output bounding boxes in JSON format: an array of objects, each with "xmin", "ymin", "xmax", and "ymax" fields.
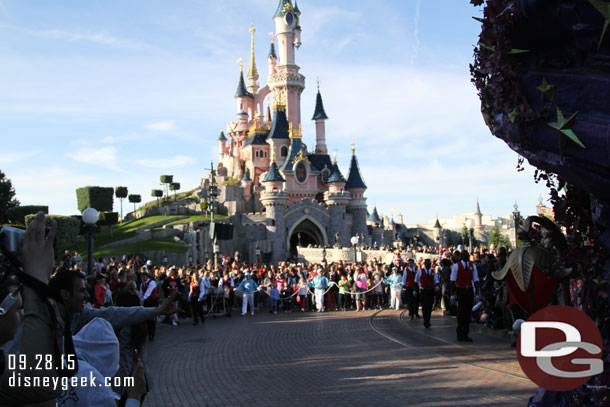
[{"xmin": 288, "ymin": 218, "xmax": 327, "ymax": 260}]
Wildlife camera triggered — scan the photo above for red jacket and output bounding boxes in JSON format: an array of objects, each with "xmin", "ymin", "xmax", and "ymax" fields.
[{"xmin": 94, "ymin": 283, "xmax": 106, "ymax": 308}]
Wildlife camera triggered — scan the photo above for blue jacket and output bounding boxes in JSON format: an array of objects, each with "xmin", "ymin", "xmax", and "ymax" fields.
[
  {"xmin": 385, "ymin": 273, "xmax": 403, "ymax": 290},
  {"xmin": 237, "ymin": 278, "xmax": 259, "ymax": 294},
  {"xmin": 308, "ymin": 275, "xmax": 329, "ymax": 290}
]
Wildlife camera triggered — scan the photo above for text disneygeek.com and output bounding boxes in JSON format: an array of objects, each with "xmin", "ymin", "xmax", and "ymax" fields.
[{"xmin": 8, "ymin": 371, "xmax": 135, "ymax": 391}]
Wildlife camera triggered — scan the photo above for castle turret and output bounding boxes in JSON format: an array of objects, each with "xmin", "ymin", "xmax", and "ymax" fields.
[
  {"xmin": 268, "ymin": 34, "xmax": 277, "ymax": 79},
  {"xmin": 324, "ymin": 155, "xmax": 351, "ymax": 246},
  {"xmin": 266, "ymin": 103, "xmax": 291, "ymax": 167},
  {"xmin": 235, "ymin": 60, "xmax": 254, "ymax": 122},
  {"xmin": 475, "ymin": 199, "xmax": 484, "ymax": 233},
  {"xmin": 345, "ymin": 143, "xmax": 368, "ymax": 239},
  {"xmin": 260, "ymin": 152, "xmax": 289, "ymax": 264},
  {"xmin": 312, "ymin": 85, "xmax": 329, "ymax": 154},
  {"xmin": 218, "ymin": 130, "xmax": 227, "ymax": 158},
  {"xmin": 271, "ymin": 0, "xmax": 305, "ymax": 127},
  {"xmin": 433, "ymin": 217, "xmax": 442, "ymax": 246},
  {"xmin": 241, "ymin": 168, "xmax": 253, "ymax": 198}
]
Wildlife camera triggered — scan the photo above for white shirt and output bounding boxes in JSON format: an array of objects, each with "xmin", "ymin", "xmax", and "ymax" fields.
[
  {"xmin": 449, "ymin": 261, "xmax": 479, "ymax": 283},
  {"xmin": 414, "ymin": 268, "xmax": 439, "ymax": 285},
  {"xmin": 139, "ymin": 279, "xmax": 157, "ymax": 304}
]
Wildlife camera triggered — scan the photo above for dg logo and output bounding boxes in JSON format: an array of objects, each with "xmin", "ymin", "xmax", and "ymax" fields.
[{"xmin": 517, "ymin": 305, "xmax": 604, "ymax": 391}]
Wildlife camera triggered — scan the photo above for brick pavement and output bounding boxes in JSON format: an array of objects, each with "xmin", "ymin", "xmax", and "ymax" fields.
[{"xmin": 143, "ymin": 309, "xmax": 536, "ymax": 407}]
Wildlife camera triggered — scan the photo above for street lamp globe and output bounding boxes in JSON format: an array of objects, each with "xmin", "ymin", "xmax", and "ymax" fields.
[
  {"xmin": 82, "ymin": 208, "xmax": 99, "ymax": 225},
  {"xmin": 465, "ymin": 218, "xmax": 475, "ymax": 230},
  {"xmin": 350, "ymin": 236, "xmax": 358, "ymax": 246}
]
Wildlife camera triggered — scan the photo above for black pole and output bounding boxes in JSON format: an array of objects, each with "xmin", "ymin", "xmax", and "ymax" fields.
[{"xmin": 87, "ymin": 226, "xmax": 94, "ymax": 276}]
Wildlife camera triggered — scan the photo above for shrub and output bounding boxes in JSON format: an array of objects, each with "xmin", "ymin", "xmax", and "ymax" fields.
[
  {"xmin": 76, "ymin": 186, "xmax": 114, "ymax": 213},
  {"xmin": 7, "ymin": 205, "xmax": 48, "ymax": 225},
  {"xmin": 115, "ymin": 186, "xmax": 128, "ymax": 199},
  {"xmin": 99, "ymin": 212, "xmax": 119, "ymax": 227},
  {"xmin": 25, "ymin": 214, "xmax": 80, "ymax": 257}
]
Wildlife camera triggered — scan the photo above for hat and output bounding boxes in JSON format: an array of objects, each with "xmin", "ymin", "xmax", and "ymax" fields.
[
  {"xmin": 146, "ymin": 260, "xmax": 152, "ymax": 266},
  {"xmin": 244, "ymin": 271, "xmax": 250, "ymax": 276},
  {"xmin": 392, "ymin": 266, "xmax": 398, "ymax": 271},
  {"xmin": 316, "ymin": 268, "xmax": 323, "ymax": 274}
]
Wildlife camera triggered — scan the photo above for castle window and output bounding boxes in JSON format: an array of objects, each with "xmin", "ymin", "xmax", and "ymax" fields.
[
  {"xmin": 295, "ymin": 162, "xmax": 307, "ymax": 183},
  {"xmin": 280, "ymin": 146, "xmax": 288, "ymax": 157},
  {"xmin": 255, "ymin": 150, "xmax": 259, "ymax": 158}
]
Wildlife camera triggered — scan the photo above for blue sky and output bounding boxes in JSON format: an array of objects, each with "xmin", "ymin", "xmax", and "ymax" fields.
[{"xmin": 0, "ymin": 0, "xmax": 548, "ymax": 224}]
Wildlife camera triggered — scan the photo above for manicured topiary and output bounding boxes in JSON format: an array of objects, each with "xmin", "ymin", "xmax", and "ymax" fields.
[
  {"xmin": 76, "ymin": 186, "xmax": 114, "ymax": 213},
  {"xmin": 25, "ymin": 214, "xmax": 80, "ymax": 257},
  {"xmin": 7, "ymin": 205, "xmax": 48, "ymax": 225}
]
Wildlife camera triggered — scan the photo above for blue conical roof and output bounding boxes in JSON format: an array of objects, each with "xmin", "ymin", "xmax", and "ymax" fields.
[
  {"xmin": 241, "ymin": 169, "xmax": 252, "ymax": 182},
  {"xmin": 327, "ymin": 164, "xmax": 346, "ymax": 183},
  {"xmin": 268, "ymin": 41, "xmax": 277, "ymax": 59},
  {"xmin": 218, "ymin": 130, "xmax": 227, "ymax": 141},
  {"xmin": 267, "ymin": 107, "xmax": 290, "ymax": 140},
  {"xmin": 293, "ymin": 0, "xmax": 301, "ymax": 14},
  {"xmin": 312, "ymin": 90, "xmax": 328, "ymax": 120},
  {"xmin": 433, "ymin": 218, "xmax": 442, "ymax": 229},
  {"xmin": 345, "ymin": 153, "xmax": 367, "ymax": 190},
  {"xmin": 235, "ymin": 70, "xmax": 253, "ymax": 98},
  {"xmin": 263, "ymin": 162, "xmax": 285, "ymax": 183},
  {"xmin": 368, "ymin": 207, "xmax": 381, "ymax": 223}
]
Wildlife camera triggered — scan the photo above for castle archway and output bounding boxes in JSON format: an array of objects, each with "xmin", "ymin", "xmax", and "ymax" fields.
[{"xmin": 287, "ymin": 216, "xmax": 328, "ymax": 260}]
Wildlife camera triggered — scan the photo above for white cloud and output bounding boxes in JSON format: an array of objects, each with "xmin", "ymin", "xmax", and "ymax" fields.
[
  {"xmin": 145, "ymin": 120, "xmax": 178, "ymax": 132},
  {"xmin": 0, "ymin": 24, "xmax": 150, "ymax": 49},
  {"xmin": 0, "ymin": 150, "xmax": 39, "ymax": 165},
  {"xmin": 136, "ymin": 155, "xmax": 196, "ymax": 169},
  {"xmin": 66, "ymin": 146, "xmax": 122, "ymax": 171}
]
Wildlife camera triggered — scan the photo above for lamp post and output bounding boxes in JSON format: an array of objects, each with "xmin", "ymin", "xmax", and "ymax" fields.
[
  {"xmin": 255, "ymin": 243, "xmax": 261, "ymax": 265},
  {"xmin": 465, "ymin": 218, "xmax": 475, "ymax": 253},
  {"xmin": 322, "ymin": 247, "xmax": 327, "ymax": 263},
  {"xmin": 82, "ymin": 208, "xmax": 99, "ymax": 278},
  {"xmin": 512, "ymin": 201, "xmax": 521, "ymax": 248},
  {"xmin": 213, "ymin": 242, "xmax": 220, "ymax": 270},
  {"xmin": 188, "ymin": 255, "xmax": 193, "ymax": 265},
  {"xmin": 350, "ymin": 236, "xmax": 358, "ymax": 264}
]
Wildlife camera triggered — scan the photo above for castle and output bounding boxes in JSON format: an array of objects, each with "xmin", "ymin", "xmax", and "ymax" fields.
[{"xmin": 204, "ymin": 0, "xmax": 369, "ymax": 264}]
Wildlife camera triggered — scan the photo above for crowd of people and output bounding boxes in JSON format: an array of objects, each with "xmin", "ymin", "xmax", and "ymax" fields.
[{"xmin": 56, "ymin": 241, "xmax": 536, "ymax": 345}]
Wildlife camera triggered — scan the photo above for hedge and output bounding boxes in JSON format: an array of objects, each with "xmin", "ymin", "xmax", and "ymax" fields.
[
  {"xmin": 25, "ymin": 214, "xmax": 81, "ymax": 257},
  {"xmin": 99, "ymin": 212, "xmax": 119, "ymax": 226},
  {"xmin": 76, "ymin": 186, "xmax": 114, "ymax": 213},
  {"xmin": 115, "ymin": 186, "xmax": 128, "ymax": 199},
  {"xmin": 7, "ymin": 205, "xmax": 48, "ymax": 225}
]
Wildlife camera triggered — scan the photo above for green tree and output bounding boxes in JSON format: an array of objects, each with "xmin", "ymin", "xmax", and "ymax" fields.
[
  {"xmin": 115, "ymin": 186, "xmax": 128, "ymax": 222},
  {"xmin": 169, "ymin": 182, "xmax": 180, "ymax": 201},
  {"xmin": 488, "ymin": 224, "xmax": 511, "ymax": 249},
  {"xmin": 461, "ymin": 225, "xmax": 468, "ymax": 245},
  {"xmin": 151, "ymin": 189, "xmax": 163, "ymax": 207},
  {"xmin": 0, "ymin": 170, "xmax": 19, "ymax": 224},
  {"xmin": 160, "ymin": 175, "xmax": 173, "ymax": 198},
  {"xmin": 128, "ymin": 194, "xmax": 141, "ymax": 214}
]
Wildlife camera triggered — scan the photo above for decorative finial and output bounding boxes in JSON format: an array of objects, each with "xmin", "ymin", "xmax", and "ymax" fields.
[
  {"xmin": 514, "ymin": 201, "xmax": 519, "ymax": 211},
  {"xmin": 271, "ymin": 147, "xmax": 276, "ymax": 163},
  {"xmin": 351, "ymin": 142, "xmax": 356, "ymax": 155},
  {"xmin": 333, "ymin": 149, "xmax": 337, "ymax": 164},
  {"xmin": 317, "ymin": 77, "xmax": 320, "ymax": 91},
  {"xmin": 538, "ymin": 194, "xmax": 543, "ymax": 205},
  {"xmin": 237, "ymin": 57, "xmax": 244, "ymax": 72},
  {"xmin": 269, "ymin": 32, "xmax": 274, "ymax": 44},
  {"xmin": 288, "ymin": 122, "xmax": 293, "ymax": 139},
  {"xmin": 249, "ymin": 22, "xmax": 255, "ymax": 35}
]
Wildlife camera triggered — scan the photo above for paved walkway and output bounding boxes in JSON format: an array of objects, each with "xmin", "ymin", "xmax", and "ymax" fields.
[{"xmin": 143, "ymin": 309, "xmax": 536, "ymax": 407}]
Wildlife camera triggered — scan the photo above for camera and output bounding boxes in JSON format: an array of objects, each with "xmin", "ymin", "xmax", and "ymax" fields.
[{"xmin": 0, "ymin": 227, "xmax": 25, "ymax": 256}]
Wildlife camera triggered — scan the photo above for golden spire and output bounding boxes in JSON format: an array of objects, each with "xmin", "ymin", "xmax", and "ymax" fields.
[
  {"xmin": 351, "ymin": 141, "xmax": 356, "ymax": 155},
  {"xmin": 247, "ymin": 23, "xmax": 258, "ymax": 80},
  {"xmin": 271, "ymin": 147, "xmax": 276, "ymax": 163},
  {"xmin": 333, "ymin": 149, "xmax": 338, "ymax": 164},
  {"xmin": 237, "ymin": 57, "xmax": 244, "ymax": 72}
]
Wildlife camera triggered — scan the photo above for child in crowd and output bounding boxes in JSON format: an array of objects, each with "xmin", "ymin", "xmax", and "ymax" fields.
[
  {"xmin": 296, "ymin": 278, "xmax": 308, "ymax": 312},
  {"xmin": 270, "ymin": 284, "xmax": 280, "ymax": 314}
]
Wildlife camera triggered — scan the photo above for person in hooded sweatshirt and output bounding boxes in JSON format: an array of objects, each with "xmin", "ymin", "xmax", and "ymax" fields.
[{"xmin": 56, "ymin": 317, "xmax": 146, "ymax": 407}]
